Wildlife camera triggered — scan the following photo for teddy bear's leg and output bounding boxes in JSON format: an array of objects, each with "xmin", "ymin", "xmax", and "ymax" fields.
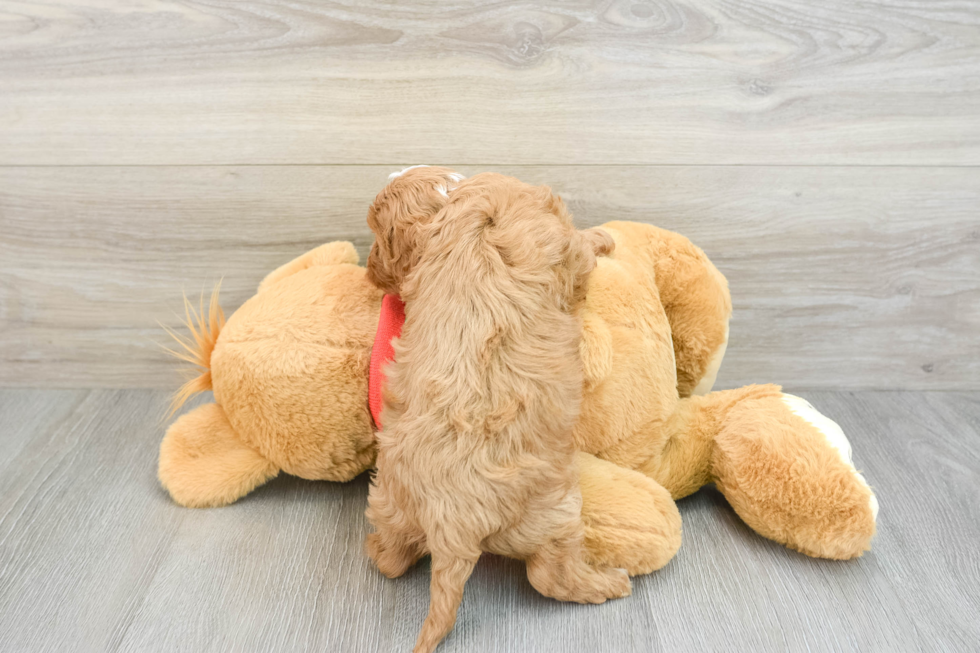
[
  {"xmin": 159, "ymin": 402, "xmax": 279, "ymax": 508},
  {"xmin": 713, "ymin": 390, "xmax": 878, "ymax": 559},
  {"xmin": 577, "ymin": 453, "xmax": 682, "ymax": 576},
  {"xmin": 643, "ymin": 385, "xmax": 878, "ymax": 559},
  {"xmin": 257, "ymin": 241, "xmax": 360, "ymax": 293}
]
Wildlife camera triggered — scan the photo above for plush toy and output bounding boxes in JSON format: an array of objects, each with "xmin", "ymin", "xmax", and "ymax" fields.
[{"xmin": 159, "ymin": 221, "xmax": 877, "ymax": 574}]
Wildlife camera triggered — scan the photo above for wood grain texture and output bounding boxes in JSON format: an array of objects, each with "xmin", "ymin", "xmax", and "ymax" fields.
[
  {"xmin": 1, "ymin": 0, "xmax": 979, "ymax": 165},
  {"xmin": 0, "ymin": 389, "xmax": 978, "ymax": 652},
  {"xmin": 2, "ymin": 165, "xmax": 977, "ymax": 389}
]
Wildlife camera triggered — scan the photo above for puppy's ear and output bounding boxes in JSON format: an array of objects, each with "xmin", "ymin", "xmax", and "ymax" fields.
[
  {"xmin": 365, "ymin": 166, "xmax": 465, "ymax": 293},
  {"xmin": 366, "ymin": 241, "xmax": 400, "ymax": 295}
]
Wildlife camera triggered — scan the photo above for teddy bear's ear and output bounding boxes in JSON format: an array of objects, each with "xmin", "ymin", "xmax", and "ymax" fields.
[{"xmin": 258, "ymin": 242, "xmax": 360, "ymax": 294}]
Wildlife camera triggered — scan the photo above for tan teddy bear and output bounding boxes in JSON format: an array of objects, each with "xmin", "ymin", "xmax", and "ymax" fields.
[{"xmin": 159, "ymin": 221, "xmax": 877, "ymax": 574}]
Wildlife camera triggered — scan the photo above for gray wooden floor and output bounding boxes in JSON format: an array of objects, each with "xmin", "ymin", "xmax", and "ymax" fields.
[{"xmin": 1, "ymin": 389, "xmax": 977, "ymax": 652}]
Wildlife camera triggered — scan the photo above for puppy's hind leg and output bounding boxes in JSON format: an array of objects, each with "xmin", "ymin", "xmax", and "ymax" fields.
[
  {"xmin": 414, "ymin": 551, "xmax": 479, "ymax": 653},
  {"xmin": 527, "ymin": 534, "xmax": 631, "ymax": 604},
  {"xmin": 365, "ymin": 529, "xmax": 425, "ymax": 580},
  {"xmin": 365, "ymin": 479, "xmax": 426, "ymax": 579},
  {"xmin": 525, "ymin": 493, "xmax": 631, "ymax": 604}
]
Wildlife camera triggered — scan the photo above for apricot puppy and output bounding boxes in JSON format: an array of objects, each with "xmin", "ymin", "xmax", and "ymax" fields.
[{"xmin": 364, "ymin": 168, "xmax": 629, "ymax": 653}]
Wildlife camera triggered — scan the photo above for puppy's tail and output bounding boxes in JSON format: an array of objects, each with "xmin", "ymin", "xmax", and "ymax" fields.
[
  {"xmin": 414, "ymin": 553, "xmax": 478, "ymax": 653},
  {"xmin": 161, "ymin": 282, "xmax": 225, "ymax": 417}
]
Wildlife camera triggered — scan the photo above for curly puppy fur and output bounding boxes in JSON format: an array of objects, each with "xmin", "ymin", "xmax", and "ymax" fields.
[
  {"xmin": 364, "ymin": 169, "xmax": 628, "ymax": 653},
  {"xmin": 366, "ymin": 166, "xmax": 464, "ymax": 295}
]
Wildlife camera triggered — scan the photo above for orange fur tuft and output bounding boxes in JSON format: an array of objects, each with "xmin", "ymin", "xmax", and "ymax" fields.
[{"xmin": 162, "ymin": 282, "xmax": 226, "ymax": 417}]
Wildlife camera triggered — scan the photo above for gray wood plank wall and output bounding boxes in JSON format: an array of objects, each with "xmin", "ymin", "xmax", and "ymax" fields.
[
  {"xmin": 2, "ymin": 1, "xmax": 978, "ymax": 165},
  {"xmin": 1, "ymin": 1, "xmax": 978, "ymax": 390}
]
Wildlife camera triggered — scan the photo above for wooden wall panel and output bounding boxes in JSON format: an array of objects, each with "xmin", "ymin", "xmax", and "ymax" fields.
[
  {"xmin": 0, "ymin": 1, "xmax": 978, "ymax": 165},
  {"xmin": 2, "ymin": 165, "xmax": 977, "ymax": 389}
]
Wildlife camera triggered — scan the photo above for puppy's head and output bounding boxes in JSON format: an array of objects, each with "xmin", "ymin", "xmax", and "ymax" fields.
[
  {"xmin": 442, "ymin": 173, "xmax": 614, "ymax": 307},
  {"xmin": 366, "ymin": 166, "xmax": 465, "ymax": 294}
]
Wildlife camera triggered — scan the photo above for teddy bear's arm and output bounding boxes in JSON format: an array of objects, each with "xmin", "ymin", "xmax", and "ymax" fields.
[
  {"xmin": 601, "ymin": 222, "xmax": 731, "ymax": 398},
  {"xmin": 655, "ymin": 232, "xmax": 731, "ymax": 397},
  {"xmin": 257, "ymin": 241, "xmax": 360, "ymax": 294}
]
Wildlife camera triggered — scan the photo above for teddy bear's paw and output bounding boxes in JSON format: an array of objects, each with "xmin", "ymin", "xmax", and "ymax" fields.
[
  {"xmin": 781, "ymin": 394, "xmax": 879, "ymax": 522},
  {"xmin": 580, "ymin": 312, "xmax": 614, "ymax": 389}
]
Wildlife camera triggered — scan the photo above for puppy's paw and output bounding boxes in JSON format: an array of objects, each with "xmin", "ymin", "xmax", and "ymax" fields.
[
  {"xmin": 605, "ymin": 567, "xmax": 632, "ymax": 599},
  {"xmin": 365, "ymin": 532, "xmax": 418, "ymax": 579},
  {"xmin": 581, "ymin": 227, "xmax": 616, "ymax": 258},
  {"xmin": 365, "ymin": 532, "xmax": 383, "ymax": 563},
  {"xmin": 572, "ymin": 565, "xmax": 632, "ymax": 604}
]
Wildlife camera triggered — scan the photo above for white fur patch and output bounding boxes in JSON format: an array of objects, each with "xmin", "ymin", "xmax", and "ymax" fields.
[
  {"xmin": 442, "ymin": 173, "xmax": 466, "ymax": 197},
  {"xmin": 782, "ymin": 394, "xmax": 879, "ymax": 520},
  {"xmin": 388, "ymin": 164, "xmax": 429, "ymax": 180},
  {"xmin": 388, "ymin": 167, "xmax": 466, "ymax": 200}
]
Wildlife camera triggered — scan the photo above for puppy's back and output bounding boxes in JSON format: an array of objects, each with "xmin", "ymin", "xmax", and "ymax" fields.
[{"xmin": 384, "ymin": 174, "xmax": 599, "ymax": 450}]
